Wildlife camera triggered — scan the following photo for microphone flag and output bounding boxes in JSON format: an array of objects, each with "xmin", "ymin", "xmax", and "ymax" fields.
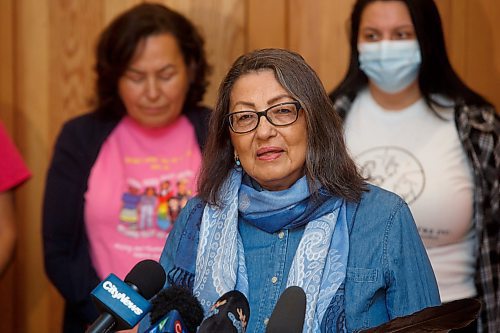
[
  {"xmin": 144, "ymin": 309, "xmax": 188, "ymax": 333},
  {"xmin": 87, "ymin": 259, "xmax": 166, "ymax": 333},
  {"xmin": 91, "ymin": 273, "xmax": 152, "ymax": 329}
]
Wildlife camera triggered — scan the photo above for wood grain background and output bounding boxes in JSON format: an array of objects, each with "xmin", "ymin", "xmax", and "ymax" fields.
[{"xmin": 0, "ymin": 1, "xmax": 498, "ymax": 332}]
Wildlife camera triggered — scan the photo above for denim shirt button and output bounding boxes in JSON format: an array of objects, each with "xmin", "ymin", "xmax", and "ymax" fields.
[
  {"xmin": 264, "ymin": 318, "xmax": 269, "ymax": 325},
  {"xmin": 271, "ymin": 276, "xmax": 278, "ymax": 284},
  {"xmin": 278, "ymin": 231, "xmax": 285, "ymax": 239}
]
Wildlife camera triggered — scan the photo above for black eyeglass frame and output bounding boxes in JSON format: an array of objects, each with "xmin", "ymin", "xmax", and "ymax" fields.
[{"xmin": 226, "ymin": 101, "xmax": 302, "ymax": 134}]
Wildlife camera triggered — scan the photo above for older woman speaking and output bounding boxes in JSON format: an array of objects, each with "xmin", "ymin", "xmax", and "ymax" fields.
[{"xmin": 152, "ymin": 48, "xmax": 440, "ymax": 332}]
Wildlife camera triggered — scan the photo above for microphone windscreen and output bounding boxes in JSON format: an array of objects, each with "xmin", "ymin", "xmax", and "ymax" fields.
[
  {"xmin": 198, "ymin": 290, "xmax": 250, "ymax": 333},
  {"xmin": 150, "ymin": 285, "xmax": 204, "ymax": 333},
  {"xmin": 266, "ymin": 286, "xmax": 306, "ymax": 333},
  {"xmin": 124, "ymin": 259, "xmax": 166, "ymax": 299}
]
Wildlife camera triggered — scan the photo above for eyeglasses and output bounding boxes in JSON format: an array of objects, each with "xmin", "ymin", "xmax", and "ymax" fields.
[{"xmin": 226, "ymin": 101, "xmax": 302, "ymax": 134}]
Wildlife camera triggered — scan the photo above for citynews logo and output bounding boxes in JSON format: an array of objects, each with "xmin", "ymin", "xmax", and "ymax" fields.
[{"xmin": 102, "ymin": 281, "xmax": 144, "ymax": 315}]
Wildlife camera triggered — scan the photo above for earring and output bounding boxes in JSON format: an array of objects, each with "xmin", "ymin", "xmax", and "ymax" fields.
[{"xmin": 234, "ymin": 154, "xmax": 241, "ymax": 166}]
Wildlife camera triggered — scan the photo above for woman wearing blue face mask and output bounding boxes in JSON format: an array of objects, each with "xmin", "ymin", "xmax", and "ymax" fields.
[{"xmin": 330, "ymin": 0, "xmax": 499, "ymax": 332}]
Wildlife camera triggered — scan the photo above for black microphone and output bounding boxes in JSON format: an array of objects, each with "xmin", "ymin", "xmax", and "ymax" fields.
[
  {"xmin": 144, "ymin": 285, "xmax": 204, "ymax": 333},
  {"xmin": 198, "ymin": 290, "xmax": 250, "ymax": 333},
  {"xmin": 266, "ymin": 286, "xmax": 306, "ymax": 333},
  {"xmin": 86, "ymin": 259, "xmax": 166, "ymax": 333}
]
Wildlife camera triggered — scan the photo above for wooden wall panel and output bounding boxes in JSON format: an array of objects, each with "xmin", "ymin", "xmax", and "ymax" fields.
[
  {"xmin": 103, "ymin": 0, "xmax": 142, "ymax": 24},
  {"xmin": 435, "ymin": 0, "xmax": 467, "ymax": 72},
  {"xmin": 0, "ymin": 0, "xmax": 15, "ymax": 129},
  {"xmin": 49, "ymin": 1, "xmax": 104, "ymax": 141},
  {"xmin": 1, "ymin": 1, "xmax": 498, "ymax": 332},
  {"xmin": 14, "ymin": 0, "xmax": 58, "ymax": 331},
  {"xmin": 462, "ymin": 0, "xmax": 500, "ymax": 108},
  {"xmin": 434, "ymin": 0, "xmax": 499, "ymax": 109},
  {"xmin": 247, "ymin": 0, "xmax": 287, "ymax": 50},
  {"xmin": 288, "ymin": 0, "xmax": 356, "ymax": 93}
]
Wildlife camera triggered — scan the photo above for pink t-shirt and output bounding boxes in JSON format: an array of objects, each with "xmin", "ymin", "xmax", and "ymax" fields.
[
  {"xmin": 0, "ymin": 122, "xmax": 31, "ymax": 191},
  {"xmin": 85, "ymin": 115, "xmax": 202, "ymax": 279}
]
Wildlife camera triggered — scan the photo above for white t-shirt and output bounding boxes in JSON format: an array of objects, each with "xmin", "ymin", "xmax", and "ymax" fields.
[{"xmin": 344, "ymin": 89, "xmax": 476, "ymax": 302}]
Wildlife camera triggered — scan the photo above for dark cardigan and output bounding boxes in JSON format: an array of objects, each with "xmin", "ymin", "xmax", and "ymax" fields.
[{"xmin": 42, "ymin": 106, "xmax": 210, "ymax": 333}]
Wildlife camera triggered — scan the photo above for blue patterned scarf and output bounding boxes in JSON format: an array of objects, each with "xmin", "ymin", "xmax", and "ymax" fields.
[{"xmin": 192, "ymin": 169, "xmax": 348, "ymax": 332}]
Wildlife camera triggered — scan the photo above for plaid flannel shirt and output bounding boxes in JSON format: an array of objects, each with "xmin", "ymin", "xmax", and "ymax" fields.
[{"xmin": 334, "ymin": 95, "xmax": 500, "ymax": 332}]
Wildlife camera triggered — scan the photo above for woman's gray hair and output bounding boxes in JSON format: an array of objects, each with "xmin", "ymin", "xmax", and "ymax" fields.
[{"xmin": 198, "ymin": 48, "xmax": 365, "ymax": 206}]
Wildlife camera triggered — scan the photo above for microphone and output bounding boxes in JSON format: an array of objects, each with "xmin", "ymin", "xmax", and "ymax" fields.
[
  {"xmin": 266, "ymin": 286, "xmax": 306, "ymax": 333},
  {"xmin": 198, "ymin": 290, "xmax": 250, "ymax": 333},
  {"xmin": 144, "ymin": 285, "xmax": 204, "ymax": 333},
  {"xmin": 86, "ymin": 259, "xmax": 166, "ymax": 333}
]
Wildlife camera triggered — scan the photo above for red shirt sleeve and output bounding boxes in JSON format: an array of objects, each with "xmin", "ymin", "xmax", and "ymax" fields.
[{"xmin": 0, "ymin": 122, "xmax": 31, "ymax": 191}]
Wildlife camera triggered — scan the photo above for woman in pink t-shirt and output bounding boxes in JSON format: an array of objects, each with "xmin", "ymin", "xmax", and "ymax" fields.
[{"xmin": 42, "ymin": 4, "xmax": 211, "ymax": 332}]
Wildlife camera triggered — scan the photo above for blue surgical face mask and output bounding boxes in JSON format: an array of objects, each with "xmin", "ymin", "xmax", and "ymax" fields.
[{"xmin": 358, "ymin": 40, "xmax": 422, "ymax": 93}]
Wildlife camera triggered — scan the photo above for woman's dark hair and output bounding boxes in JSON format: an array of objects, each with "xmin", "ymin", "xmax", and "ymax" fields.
[
  {"xmin": 94, "ymin": 2, "xmax": 210, "ymax": 118},
  {"xmin": 198, "ymin": 48, "xmax": 365, "ymax": 206},
  {"xmin": 330, "ymin": 0, "xmax": 492, "ymax": 109}
]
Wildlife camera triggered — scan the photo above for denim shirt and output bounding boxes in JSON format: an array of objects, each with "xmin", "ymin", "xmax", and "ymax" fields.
[{"xmin": 147, "ymin": 184, "xmax": 440, "ymax": 333}]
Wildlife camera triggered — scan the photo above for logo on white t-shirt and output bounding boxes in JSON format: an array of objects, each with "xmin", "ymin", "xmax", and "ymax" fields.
[{"xmin": 355, "ymin": 146, "xmax": 425, "ymax": 204}]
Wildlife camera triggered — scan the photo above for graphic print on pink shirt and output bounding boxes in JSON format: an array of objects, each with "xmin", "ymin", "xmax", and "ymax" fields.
[{"xmin": 117, "ymin": 174, "xmax": 193, "ymax": 237}]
